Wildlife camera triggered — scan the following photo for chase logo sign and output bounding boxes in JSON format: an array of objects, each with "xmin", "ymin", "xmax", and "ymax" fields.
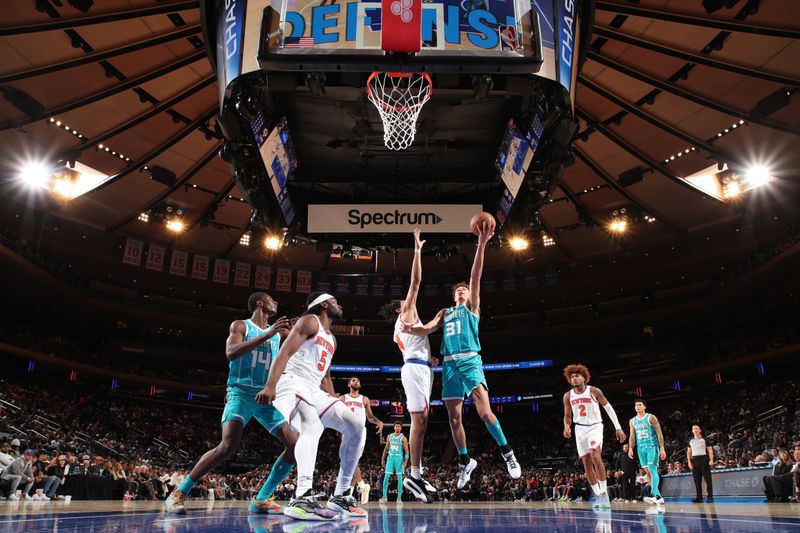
[
  {"xmin": 557, "ymin": 0, "xmax": 579, "ymax": 94},
  {"xmin": 308, "ymin": 204, "xmax": 481, "ymax": 233}
]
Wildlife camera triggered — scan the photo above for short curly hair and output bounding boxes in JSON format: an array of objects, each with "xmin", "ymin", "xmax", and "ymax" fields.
[{"xmin": 563, "ymin": 364, "xmax": 591, "ymax": 384}]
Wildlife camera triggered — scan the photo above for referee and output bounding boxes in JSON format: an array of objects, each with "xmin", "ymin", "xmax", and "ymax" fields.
[{"xmin": 686, "ymin": 424, "xmax": 714, "ymax": 503}]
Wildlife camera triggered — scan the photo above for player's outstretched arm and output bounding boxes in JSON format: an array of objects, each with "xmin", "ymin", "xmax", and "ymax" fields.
[
  {"xmin": 650, "ymin": 414, "xmax": 667, "ymax": 460},
  {"xmin": 562, "ymin": 392, "xmax": 572, "ymax": 439},
  {"xmin": 401, "ymin": 228, "xmax": 426, "ymax": 323},
  {"xmin": 401, "ymin": 308, "xmax": 446, "ymax": 336},
  {"xmin": 362, "ymin": 395, "xmax": 385, "ymax": 435},
  {"xmin": 225, "ymin": 316, "xmax": 290, "ymax": 361},
  {"xmin": 255, "ymin": 314, "xmax": 318, "ymax": 404},
  {"xmin": 468, "ymin": 222, "xmax": 494, "ymax": 314},
  {"xmin": 593, "ymin": 387, "xmax": 626, "ymax": 443}
]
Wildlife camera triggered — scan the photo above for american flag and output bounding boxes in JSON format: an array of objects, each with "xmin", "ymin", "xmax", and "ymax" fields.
[{"xmin": 284, "ymin": 36, "xmax": 315, "ymax": 48}]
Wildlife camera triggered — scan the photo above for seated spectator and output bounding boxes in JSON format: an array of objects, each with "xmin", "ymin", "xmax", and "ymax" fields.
[
  {"xmin": 763, "ymin": 448, "xmax": 794, "ymax": 502},
  {"xmin": 1, "ymin": 449, "xmax": 35, "ymax": 500}
]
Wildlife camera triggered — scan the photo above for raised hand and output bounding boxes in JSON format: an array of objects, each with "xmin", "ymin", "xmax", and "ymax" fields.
[
  {"xmin": 267, "ymin": 316, "xmax": 290, "ymax": 338},
  {"xmin": 477, "ymin": 222, "xmax": 494, "ymax": 245},
  {"xmin": 413, "ymin": 227, "xmax": 426, "ymax": 250}
]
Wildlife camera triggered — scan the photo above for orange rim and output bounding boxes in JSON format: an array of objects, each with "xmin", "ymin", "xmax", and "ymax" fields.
[{"xmin": 366, "ymin": 71, "xmax": 432, "ymax": 112}]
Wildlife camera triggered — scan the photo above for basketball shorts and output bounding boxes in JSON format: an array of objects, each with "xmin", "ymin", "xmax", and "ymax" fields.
[
  {"xmin": 385, "ymin": 456, "xmax": 404, "ymax": 474},
  {"xmin": 575, "ymin": 423, "xmax": 604, "ymax": 458},
  {"xmin": 221, "ymin": 386, "xmax": 286, "ymax": 435},
  {"xmin": 638, "ymin": 446, "xmax": 659, "ymax": 468},
  {"xmin": 401, "ymin": 362, "xmax": 434, "ymax": 412},
  {"xmin": 273, "ymin": 374, "xmax": 318, "ymax": 431},
  {"xmin": 441, "ymin": 354, "xmax": 488, "ymax": 401}
]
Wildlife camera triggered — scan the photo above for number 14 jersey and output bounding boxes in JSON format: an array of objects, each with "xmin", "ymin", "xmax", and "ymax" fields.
[{"xmin": 227, "ymin": 319, "xmax": 279, "ymax": 392}]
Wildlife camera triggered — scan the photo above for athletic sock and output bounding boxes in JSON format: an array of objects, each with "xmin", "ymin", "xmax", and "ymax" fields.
[
  {"xmin": 591, "ymin": 482, "xmax": 602, "ymax": 496},
  {"xmin": 257, "ymin": 456, "xmax": 294, "ymax": 501},
  {"xmin": 382, "ymin": 473, "xmax": 391, "ymax": 499},
  {"xmin": 650, "ymin": 468, "xmax": 661, "ymax": 498},
  {"xmin": 410, "ymin": 466, "xmax": 421, "ymax": 480},
  {"xmin": 397, "ymin": 474, "xmax": 404, "ymax": 500},
  {"xmin": 176, "ymin": 476, "xmax": 196, "ymax": 495},
  {"xmin": 485, "ymin": 420, "xmax": 508, "ymax": 447},
  {"xmin": 457, "ymin": 448, "xmax": 470, "ymax": 466},
  {"xmin": 599, "ymin": 479, "xmax": 607, "ymax": 494}
]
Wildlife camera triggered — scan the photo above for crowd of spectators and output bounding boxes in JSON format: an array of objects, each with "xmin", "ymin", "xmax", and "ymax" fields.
[{"xmin": 2, "ymin": 371, "xmax": 798, "ymax": 504}]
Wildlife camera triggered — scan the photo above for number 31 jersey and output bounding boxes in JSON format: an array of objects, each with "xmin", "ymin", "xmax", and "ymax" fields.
[
  {"xmin": 285, "ymin": 314, "xmax": 336, "ymax": 387},
  {"xmin": 227, "ymin": 319, "xmax": 280, "ymax": 392},
  {"xmin": 440, "ymin": 303, "xmax": 481, "ymax": 356}
]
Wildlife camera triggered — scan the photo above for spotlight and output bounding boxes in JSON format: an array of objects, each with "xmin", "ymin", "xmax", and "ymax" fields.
[
  {"xmin": 722, "ymin": 181, "xmax": 741, "ymax": 199},
  {"xmin": 138, "ymin": 213, "xmax": 149, "ymax": 223},
  {"xmin": 608, "ymin": 219, "xmax": 627, "ymax": 234},
  {"xmin": 51, "ymin": 177, "xmax": 76, "ymax": 199},
  {"xmin": 239, "ymin": 232, "xmax": 251, "ymax": 246},
  {"xmin": 17, "ymin": 161, "xmax": 51, "ymax": 189},
  {"xmin": 166, "ymin": 219, "xmax": 185, "ymax": 232},
  {"xmin": 542, "ymin": 234, "xmax": 555, "ymax": 247},
  {"xmin": 264, "ymin": 235, "xmax": 282, "ymax": 250},
  {"xmin": 509, "ymin": 237, "xmax": 529, "ymax": 251},
  {"xmin": 742, "ymin": 164, "xmax": 772, "ymax": 188}
]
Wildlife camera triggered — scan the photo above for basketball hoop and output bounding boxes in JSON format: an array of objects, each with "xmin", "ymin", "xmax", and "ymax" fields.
[{"xmin": 366, "ymin": 71, "xmax": 432, "ymax": 150}]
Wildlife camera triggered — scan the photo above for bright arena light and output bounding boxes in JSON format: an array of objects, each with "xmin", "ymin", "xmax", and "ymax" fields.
[
  {"xmin": 742, "ymin": 164, "xmax": 772, "ymax": 188},
  {"xmin": 264, "ymin": 235, "xmax": 282, "ymax": 250},
  {"xmin": 17, "ymin": 161, "xmax": 51, "ymax": 189},
  {"xmin": 51, "ymin": 177, "xmax": 76, "ymax": 199},
  {"xmin": 723, "ymin": 181, "xmax": 741, "ymax": 199},
  {"xmin": 608, "ymin": 219, "xmax": 628, "ymax": 234},
  {"xmin": 509, "ymin": 237, "xmax": 529, "ymax": 251},
  {"xmin": 166, "ymin": 219, "xmax": 185, "ymax": 232}
]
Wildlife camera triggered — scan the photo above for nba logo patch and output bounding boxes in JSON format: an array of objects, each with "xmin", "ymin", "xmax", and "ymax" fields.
[
  {"xmin": 498, "ymin": 25, "xmax": 518, "ymax": 51},
  {"xmin": 590, "ymin": 440, "xmax": 596, "ymax": 447}
]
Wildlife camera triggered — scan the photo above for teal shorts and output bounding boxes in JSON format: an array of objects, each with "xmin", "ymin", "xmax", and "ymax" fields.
[
  {"xmin": 638, "ymin": 447, "xmax": 659, "ymax": 468},
  {"xmin": 385, "ymin": 457, "xmax": 404, "ymax": 474},
  {"xmin": 442, "ymin": 354, "xmax": 488, "ymax": 401},
  {"xmin": 221, "ymin": 387, "xmax": 286, "ymax": 435}
]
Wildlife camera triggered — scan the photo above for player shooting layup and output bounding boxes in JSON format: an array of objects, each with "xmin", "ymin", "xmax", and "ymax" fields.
[
  {"xmin": 402, "ymin": 222, "xmax": 521, "ymax": 489},
  {"xmin": 562, "ymin": 364, "xmax": 626, "ymax": 508}
]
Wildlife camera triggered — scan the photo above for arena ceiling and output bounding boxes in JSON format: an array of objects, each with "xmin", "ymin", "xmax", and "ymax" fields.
[{"xmin": 0, "ymin": 0, "xmax": 798, "ymax": 268}]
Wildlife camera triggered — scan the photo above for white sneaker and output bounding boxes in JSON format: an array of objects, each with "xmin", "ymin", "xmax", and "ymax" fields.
[
  {"xmin": 378, "ymin": 497, "xmax": 387, "ymax": 503},
  {"xmin": 24, "ymin": 494, "xmax": 34, "ymax": 501},
  {"xmin": 8, "ymin": 495, "xmax": 19, "ymax": 501},
  {"xmin": 655, "ymin": 497, "xmax": 665, "ymax": 505},
  {"xmin": 40, "ymin": 495, "xmax": 51, "ymax": 501},
  {"xmin": 502, "ymin": 450, "xmax": 521, "ymax": 479},
  {"xmin": 32, "ymin": 494, "xmax": 41, "ymax": 501},
  {"xmin": 456, "ymin": 458, "xmax": 478, "ymax": 490},
  {"xmin": 643, "ymin": 496, "xmax": 658, "ymax": 505}
]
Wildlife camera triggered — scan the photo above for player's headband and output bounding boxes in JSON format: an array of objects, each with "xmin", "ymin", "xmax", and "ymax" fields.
[{"xmin": 307, "ymin": 293, "xmax": 334, "ymax": 310}]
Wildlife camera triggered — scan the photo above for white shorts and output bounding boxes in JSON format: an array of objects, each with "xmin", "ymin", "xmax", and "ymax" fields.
[
  {"xmin": 575, "ymin": 423, "xmax": 604, "ymax": 458},
  {"xmin": 273, "ymin": 374, "xmax": 318, "ymax": 431},
  {"xmin": 401, "ymin": 362, "xmax": 434, "ymax": 413}
]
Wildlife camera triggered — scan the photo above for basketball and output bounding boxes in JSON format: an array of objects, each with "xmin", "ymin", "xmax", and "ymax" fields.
[{"xmin": 470, "ymin": 211, "xmax": 496, "ymax": 236}]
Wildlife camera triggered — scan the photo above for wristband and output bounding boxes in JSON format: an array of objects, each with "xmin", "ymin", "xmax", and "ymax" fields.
[
  {"xmin": 414, "ymin": 249, "xmax": 421, "ymax": 253},
  {"xmin": 404, "ymin": 455, "xmax": 409, "ymax": 460}
]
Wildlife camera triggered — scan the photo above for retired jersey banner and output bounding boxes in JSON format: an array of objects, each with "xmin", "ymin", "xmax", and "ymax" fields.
[
  {"xmin": 192, "ymin": 255, "xmax": 209, "ymax": 280},
  {"xmin": 122, "ymin": 238, "xmax": 143, "ymax": 266},
  {"xmin": 145, "ymin": 245, "xmax": 165, "ymax": 272},
  {"xmin": 276, "ymin": 268, "xmax": 292, "ymax": 292},
  {"xmin": 234, "ymin": 262, "xmax": 251, "ymax": 287},
  {"xmin": 254, "ymin": 265, "xmax": 271, "ymax": 289},
  {"xmin": 296, "ymin": 270, "xmax": 312, "ymax": 294},
  {"xmin": 307, "ymin": 204, "xmax": 482, "ymax": 233},
  {"xmin": 169, "ymin": 250, "xmax": 188, "ymax": 277},
  {"xmin": 213, "ymin": 259, "xmax": 231, "ymax": 284}
]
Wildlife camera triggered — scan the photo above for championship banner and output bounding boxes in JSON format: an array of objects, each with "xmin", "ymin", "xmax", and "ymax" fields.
[
  {"xmin": 307, "ymin": 204, "xmax": 482, "ymax": 233},
  {"xmin": 169, "ymin": 250, "xmax": 188, "ymax": 277},
  {"xmin": 213, "ymin": 259, "xmax": 231, "ymax": 284},
  {"xmin": 296, "ymin": 270, "xmax": 312, "ymax": 294},
  {"xmin": 234, "ymin": 262, "xmax": 251, "ymax": 287},
  {"xmin": 192, "ymin": 255, "xmax": 209, "ymax": 280},
  {"xmin": 254, "ymin": 265, "xmax": 271, "ymax": 289},
  {"xmin": 354, "ymin": 276, "xmax": 369, "ymax": 296},
  {"xmin": 332, "ymin": 276, "xmax": 351, "ymax": 294},
  {"xmin": 122, "ymin": 238, "xmax": 143, "ymax": 266},
  {"xmin": 145, "ymin": 245, "xmax": 165, "ymax": 272},
  {"xmin": 371, "ymin": 275, "xmax": 386, "ymax": 296},
  {"xmin": 314, "ymin": 272, "xmax": 331, "ymax": 292},
  {"xmin": 276, "ymin": 268, "xmax": 292, "ymax": 291}
]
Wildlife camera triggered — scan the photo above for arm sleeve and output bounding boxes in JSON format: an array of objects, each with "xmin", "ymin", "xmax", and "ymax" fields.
[{"xmin": 602, "ymin": 402, "xmax": 622, "ymax": 430}]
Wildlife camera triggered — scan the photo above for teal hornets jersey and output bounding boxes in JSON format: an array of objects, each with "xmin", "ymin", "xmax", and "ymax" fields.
[
  {"xmin": 388, "ymin": 434, "xmax": 404, "ymax": 457},
  {"xmin": 632, "ymin": 415, "xmax": 658, "ymax": 449},
  {"xmin": 440, "ymin": 304, "xmax": 481, "ymax": 356},
  {"xmin": 226, "ymin": 319, "xmax": 279, "ymax": 391}
]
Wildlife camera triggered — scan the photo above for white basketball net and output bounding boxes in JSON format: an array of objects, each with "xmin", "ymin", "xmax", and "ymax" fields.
[{"xmin": 367, "ymin": 72, "xmax": 432, "ymax": 150}]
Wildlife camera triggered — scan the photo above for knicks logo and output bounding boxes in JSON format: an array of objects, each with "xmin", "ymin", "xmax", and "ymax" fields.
[{"xmin": 391, "ymin": 0, "xmax": 414, "ymax": 23}]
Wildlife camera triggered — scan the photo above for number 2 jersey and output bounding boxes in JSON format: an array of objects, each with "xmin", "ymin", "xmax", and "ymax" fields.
[
  {"xmin": 227, "ymin": 319, "xmax": 280, "ymax": 392},
  {"xmin": 569, "ymin": 385, "xmax": 603, "ymax": 425},
  {"xmin": 440, "ymin": 303, "xmax": 481, "ymax": 357},
  {"xmin": 284, "ymin": 314, "xmax": 336, "ymax": 387}
]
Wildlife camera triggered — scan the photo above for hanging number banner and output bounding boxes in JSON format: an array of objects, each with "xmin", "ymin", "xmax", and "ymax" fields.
[
  {"xmin": 254, "ymin": 265, "xmax": 271, "ymax": 289},
  {"xmin": 213, "ymin": 259, "xmax": 231, "ymax": 283},
  {"xmin": 234, "ymin": 262, "xmax": 251, "ymax": 287},
  {"xmin": 296, "ymin": 270, "xmax": 312, "ymax": 294},
  {"xmin": 122, "ymin": 238, "xmax": 143, "ymax": 266},
  {"xmin": 192, "ymin": 255, "xmax": 209, "ymax": 280},
  {"xmin": 169, "ymin": 250, "xmax": 188, "ymax": 276},
  {"xmin": 145, "ymin": 245, "xmax": 165, "ymax": 272},
  {"xmin": 276, "ymin": 268, "xmax": 292, "ymax": 292}
]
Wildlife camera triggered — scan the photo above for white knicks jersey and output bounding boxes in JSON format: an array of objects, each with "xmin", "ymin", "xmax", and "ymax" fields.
[
  {"xmin": 570, "ymin": 385, "xmax": 603, "ymax": 425},
  {"xmin": 284, "ymin": 315, "xmax": 336, "ymax": 386},
  {"xmin": 394, "ymin": 317, "xmax": 432, "ymax": 363},
  {"xmin": 343, "ymin": 393, "xmax": 367, "ymax": 425}
]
